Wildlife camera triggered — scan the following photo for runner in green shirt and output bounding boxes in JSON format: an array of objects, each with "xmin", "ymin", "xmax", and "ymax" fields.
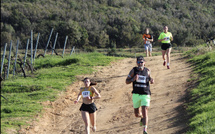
[{"xmin": 158, "ymin": 26, "xmax": 173, "ymax": 69}]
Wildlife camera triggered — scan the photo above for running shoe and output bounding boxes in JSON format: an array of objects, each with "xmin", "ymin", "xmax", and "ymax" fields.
[
  {"xmin": 140, "ymin": 118, "xmax": 143, "ymax": 126},
  {"xmin": 143, "ymin": 130, "xmax": 148, "ymax": 134},
  {"xmin": 167, "ymin": 65, "xmax": 170, "ymax": 69},
  {"xmin": 92, "ymin": 126, "xmax": 96, "ymax": 132},
  {"xmin": 163, "ymin": 61, "xmax": 166, "ymax": 66}
]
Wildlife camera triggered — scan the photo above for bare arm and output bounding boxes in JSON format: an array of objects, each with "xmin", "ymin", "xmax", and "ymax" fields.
[
  {"xmin": 143, "ymin": 35, "xmax": 153, "ymax": 42},
  {"xmin": 74, "ymin": 89, "xmax": 82, "ymax": 104},
  {"xmin": 147, "ymin": 69, "xmax": 154, "ymax": 84},
  {"xmin": 91, "ymin": 87, "xmax": 101, "ymax": 99},
  {"xmin": 170, "ymin": 36, "xmax": 173, "ymax": 41},
  {"xmin": 158, "ymin": 39, "xmax": 165, "ymax": 42},
  {"xmin": 146, "ymin": 38, "xmax": 153, "ymax": 42},
  {"xmin": 126, "ymin": 69, "xmax": 138, "ymax": 84}
]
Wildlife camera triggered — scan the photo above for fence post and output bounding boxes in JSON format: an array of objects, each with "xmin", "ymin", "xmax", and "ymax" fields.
[
  {"xmin": 1, "ymin": 43, "xmax": 7, "ymax": 75},
  {"xmin": 31, "ymin": 30, "xmax": 33, "ymax": 65},
  {"xmin": 13, "ymin": 40, "xmax": 19, "ymax": 76},
  {"xmin": 6, "ymin": 41, "xmax": 13, "ymax": 79},
  {"xmin": 70, "ymin": 46, "xmax": 75, "ymax": 56},
  {"xmin": 62, "ymin": 36, "xmax": 68, "ymax": 58},
  {"xmin": 33, "ymin": 33, "xmax": 40, "ymax": 62},
  {"xmin": 52, "ymin": 32, "xmax": 58, "ymax": 55},
  {"xmin": 23, "ymin": 39, "xmax": 30, "ymax": 69},
  {"xmin": 44, "ymin": 28, "xmax": 54, "ymax": 56}
]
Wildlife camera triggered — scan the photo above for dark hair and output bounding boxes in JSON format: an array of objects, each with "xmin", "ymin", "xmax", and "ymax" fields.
[
  {"xmin": 83, "ymin": 77, "xmax": 97, "ymax": 86},
  {"xmin": 137, "ymin": 56, "xmax": 145, "ymax": 61},
  {"xmin": 163, "ymin": 26, "xmax": 168, "ymax": 29}
]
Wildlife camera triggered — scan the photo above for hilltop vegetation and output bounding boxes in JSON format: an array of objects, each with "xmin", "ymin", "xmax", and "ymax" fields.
[{"xmin": 1, "ymin": 0, "xmax": 215, "ymax": 49}]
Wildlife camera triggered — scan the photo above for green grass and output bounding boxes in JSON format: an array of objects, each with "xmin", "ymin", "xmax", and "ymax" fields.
[
  {"xmin": 1, "ymin": 52, "xmax": 122, "ymax": 134},
  {"xmin": 97, "ymin": 46, "xmax": 185, "ymax": 58},
  {"xmin": 184, "ymin": 46, "xmax": 215, "ymax": 134},
  {"xmin": 0, "ymin": 47, "xmax": 193, "ymax": 133}
]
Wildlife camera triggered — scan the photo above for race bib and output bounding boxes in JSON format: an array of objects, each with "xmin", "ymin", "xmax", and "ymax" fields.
[
  {"xmin": 136, "ymin": 75, "xmax": 146, "ymax": 83},
  {"xmin": 82, "ymin": 91, "xmax": 90, "ymax": 98},
  {"xmin": 164, "ymin": 37, "xmax": 170, "ymax": 41}
]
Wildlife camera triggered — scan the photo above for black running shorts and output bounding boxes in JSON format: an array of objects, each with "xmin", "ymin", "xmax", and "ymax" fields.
[
  {"xmin": 161, "ymin": 43, "xmax": 172, "ymax": 50},
  {"xmin": 79, "ymin": 103, "xmax": 97, "ymax": 113}
]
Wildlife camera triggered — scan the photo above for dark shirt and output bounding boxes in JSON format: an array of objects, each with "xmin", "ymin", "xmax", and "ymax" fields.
[{"xmin": 132, "ymin": 67, "xmax": 151, "ymax": 95}]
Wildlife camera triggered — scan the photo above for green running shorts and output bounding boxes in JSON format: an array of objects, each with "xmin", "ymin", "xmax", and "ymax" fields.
[{"xmin": 132, "ymin": 94, "xmax": 151, "ymax": 108}]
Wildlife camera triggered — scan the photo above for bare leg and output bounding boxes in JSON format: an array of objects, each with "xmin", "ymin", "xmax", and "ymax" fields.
[
  {"xmin": 149, "ymin": 45, "xmax": 152, "ymax": 56},
  {"xmin": 89, "ymin": 112, "xmax": 96, "ymax": 132},
  {"xmin": 166, "ymin": 48, "xmax": 172, "ymax": 65},
  {"xmin": 141, "ymin": 106, "xmax": 149, "ymax": 132},
  {"xmin": 162, "ymin": 50, "xmax": 167, "ymax": 66},
  {"xmin": 149, "ymin": 51, "xmax": 151, "ymax": 56},
  {"xmin": 145, "ymin": 45, "xmax": 149, "ymax": 57},
  {"xmin": 146, "ymin": 49, "xmax": 148, "ymax": 57},
  {"xmin": 81, "ymin": 111, "xmax": 90, "ymax": 134},
  {"xmin": 134, "ymin": 107, "xmax": 142, "ymax": 117},
  {"xmin": 161, "ymin": 50, "xmax": 166, "ymax": 60}
]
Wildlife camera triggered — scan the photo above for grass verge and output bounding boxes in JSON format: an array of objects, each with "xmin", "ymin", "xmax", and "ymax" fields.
[
  {"xmin": 184, "ymin": 45, "xmax": 215, "ymax": 134},
  {"xmin": 1, "ymin": 52, "xmax": 123, "ymax": 134}
]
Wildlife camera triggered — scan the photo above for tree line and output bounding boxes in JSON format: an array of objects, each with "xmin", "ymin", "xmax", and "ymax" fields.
[{"xmin": 1, "ymin": 0, "xmax": 215, "ymax": 50}]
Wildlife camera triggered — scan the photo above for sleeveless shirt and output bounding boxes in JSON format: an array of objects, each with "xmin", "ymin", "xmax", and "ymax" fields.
[
  {"xmin": 81, "ymin": 86, "xmax": 94, "ymax": 98},
  {"xmin": 132, "ymin": 67, "xmax": 151, "ymax": 95}
]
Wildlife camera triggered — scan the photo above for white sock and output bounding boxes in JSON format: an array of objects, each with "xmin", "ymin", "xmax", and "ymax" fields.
[
  {"xmin": 143, "ymin": 125, "xmax": 147, "ymax": 131},
  {"xmin": 167, "ymin": 63, "xmax": 170, "ymax": 66}
]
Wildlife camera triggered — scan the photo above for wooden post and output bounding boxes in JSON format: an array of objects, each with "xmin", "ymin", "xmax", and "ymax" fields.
[
  {"xmin": 52, "ymin": 32, "xmax": 58, "ymax": 55},
  {"xmin": 33, "ymin": 33, "xmax": 40, "ymax": 62},
  {"xmin": 23, "ymin": 39, "xmax": 30, "ymax": 69},
  {"xmin": 31, "ymin": 30, "xmax": 33, "ymax": 65},
  {"xmin": 6, "ymin": 41, "xmax": 13, "ymax": 79},
  {"xmin": 44, "ymin": 28, "xmax": 54, "ymax": 56},
  {"xmin": 62, "ymin": 36, "xmax": 68, "ymax": 58},
  {"xmin": 13, "ymin": 40, "xmax": 19, "ymax": 76},
  {"xmin": 70, "ymin": 46, "xmax": 75, "ymax": 56},
  {"xmin": 1, "ymin": 43, "xmax": 7, "ymax": 75}
]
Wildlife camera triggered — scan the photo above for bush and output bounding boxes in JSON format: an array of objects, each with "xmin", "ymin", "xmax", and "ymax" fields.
[{"xmin": 83, "ymin": 45, "xmax": 97, "ymax": 52}]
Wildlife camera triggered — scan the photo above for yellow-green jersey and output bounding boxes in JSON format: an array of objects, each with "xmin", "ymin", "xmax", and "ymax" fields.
[
  {"xmin": 80, "ymin": 86, "xmax": 94, "ymax": 98},
  {"xmin": 158, "ymin": 32, "xmax": 173, "ymax": 43}
]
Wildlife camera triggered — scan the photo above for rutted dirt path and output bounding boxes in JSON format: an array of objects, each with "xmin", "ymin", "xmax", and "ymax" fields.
[{"xmin": 19, "ymin": 53, "xmax": 191, "ymax": 134}]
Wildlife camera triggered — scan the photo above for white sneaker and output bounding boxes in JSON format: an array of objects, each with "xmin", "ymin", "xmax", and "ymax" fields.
[{"xmin": 92, "ymin": 126, "xmax": 96, "ymax": 132}]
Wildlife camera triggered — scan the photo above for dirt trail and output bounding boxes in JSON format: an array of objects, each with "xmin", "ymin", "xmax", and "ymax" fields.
[{"xmin": 19, "ymin": 53, "xmax": 191, "ymax": 134}]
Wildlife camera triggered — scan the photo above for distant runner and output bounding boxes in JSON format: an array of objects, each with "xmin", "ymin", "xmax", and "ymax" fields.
[
  {"xmin": 158, "ymin": 26, "xmax": 173, "ymax": 69},
  {"xmin": 126, "ymin": 56, "xmax": 154, "ymax": 134},
  {"xmin": 143, "ymin": 28, "xmax": 153, "ymax": 57},
  {"xmin": 74, "ymin": 77, "xmax": 101, "ymax": 134}
]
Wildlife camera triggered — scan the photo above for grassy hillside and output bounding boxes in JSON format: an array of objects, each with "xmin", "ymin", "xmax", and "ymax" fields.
[
  {"xmin": 1, "ymin": 52, "xmax": 123, "ymax": 134},
  {"xmin": 1, "ymin": 46, "xmax": 215, "ymax": 133},
  {"xmin": 184, "ymin": 46, "xmax": 215, "ymax": 133}
]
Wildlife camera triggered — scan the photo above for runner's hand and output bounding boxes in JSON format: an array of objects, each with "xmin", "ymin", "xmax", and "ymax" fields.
[
  {"xmin": 150, "ymin": 78, "xmax": 154, "ymax": 84},
  {"xmin": 133, "ymin": 74, "xmax": 138, "ymax": 81},
  {"xmin": 74, "ymin": 100, "xmax": 78, "ymax": 104}
]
